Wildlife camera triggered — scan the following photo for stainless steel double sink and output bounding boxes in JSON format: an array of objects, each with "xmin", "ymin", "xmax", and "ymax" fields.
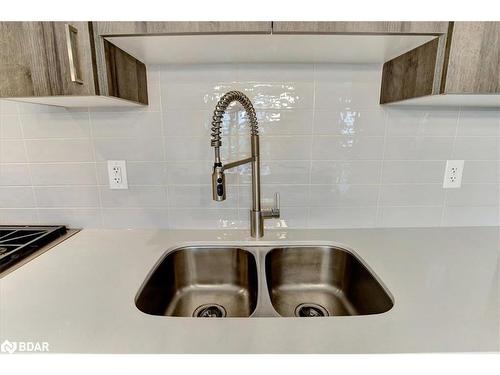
[{"xmin": 135, "ymin": 245, "xmax": 394, "ymax": 318}]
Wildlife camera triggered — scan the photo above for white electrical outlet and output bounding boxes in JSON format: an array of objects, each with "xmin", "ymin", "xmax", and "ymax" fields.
[
  {"xmin": 443, "ymin": 160, "xmax": 464, "ymax": 188},
  {"xmin": 107, "ymin": 160, "xmax": 128, "ymax": 189}
]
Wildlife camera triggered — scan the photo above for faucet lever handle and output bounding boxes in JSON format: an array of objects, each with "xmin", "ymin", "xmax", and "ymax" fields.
[
  {"xmin": 274, "ymin": 192, "xmax": 280, "ymax": 212},
  {"xmin": 269, "ymin": 192, "xmax": 280, "ymax": 218},
  {"xmin": 261, "ymin": 192, "xmax": 280, "ymax": 219}
]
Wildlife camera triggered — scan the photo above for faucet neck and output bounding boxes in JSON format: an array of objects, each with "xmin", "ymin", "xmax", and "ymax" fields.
[
  {"xmin": 210, "ymin": 91, "xmax": 279, "ymax": 238},
  {"xmin": 250, "ymin": 134, "xmax": 261, "ymax": 213},
  {"xmin": 210, "ymin": 91, "xmax": 259, "ymax": 149}
]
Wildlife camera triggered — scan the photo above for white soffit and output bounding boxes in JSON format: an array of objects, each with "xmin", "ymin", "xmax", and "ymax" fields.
[{"xmin": 106, "ymin": 34, "xmax": 436, "ymax": 64}]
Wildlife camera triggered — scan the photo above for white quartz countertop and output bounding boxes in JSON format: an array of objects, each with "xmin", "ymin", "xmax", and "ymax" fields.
[{"xmin": 1, "ymin": 227, "xmax": 499, "ymax": 353}]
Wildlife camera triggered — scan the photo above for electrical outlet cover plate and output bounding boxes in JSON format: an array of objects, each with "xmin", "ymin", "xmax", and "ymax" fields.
[
  {"xmin": 443, "ymin": 160, "xmax": 464, "ymax": 189},
  {"xmin": 107, "ymin": 160, "xmax": 128, "ymax": 189}
]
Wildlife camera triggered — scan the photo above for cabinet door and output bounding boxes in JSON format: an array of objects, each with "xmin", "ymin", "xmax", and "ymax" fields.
[
  {"xmin": 444, "ymin": 22, "xmax": 500, "ymax": 94},
  {"xmin": 47, "ymin": 22, "xmax": 98, "ymax": 96},
  {"xmin": 94, "ymin": 21, "xmax": 272, "ymax": 36},
  {"xmin": 0, "ymin": 22, "xmax": 97, "ymax": 98},
  {"xmin": 0, "ymin": 22, "xmax": 36, "ymax": 97},
  {"xmin": 272, "ymin": 21, "xmax": 449, "ymax": 35}
]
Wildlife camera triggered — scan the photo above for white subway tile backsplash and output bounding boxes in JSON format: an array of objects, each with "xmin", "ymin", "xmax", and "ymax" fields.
[
  {"xmin": 165, "ymin": 136, "xmax": 213, "ymax": 161},
  {"xmin": 102, "ymin": 208, "xmax": 168, "ymax": 229},
  {"xmin": 315, "ymin": 83, "xmax": 381, "ymax": 109},
  {"xmin": 37, "ymin": 208, "xmax": 101, "ymax": 228},
  {"xmin": 445, "ymin": 184, "xmax": 499, "ymax": 207},
  {"xmin": 146, "ymin": 64, "xmax": 161, "ymax": 82},
  {"xmin": 315, "ymin": 64, "xmax": 381, "ymax": 84},
  {"xmin": 241, "ymin": 82, "xmax": 315, "ymax": 110},
  {"xmin": 31, "ymin": 163, "xmax": 97, "ymax": 185},
  {"xmin": 259, "ymin": 136, "xmax": 312, "ymax": 160},
  {"xmin": 313, "ymin": 109, "xmax": 386, "ymax": 136},
  {"xmin": 21, "ymin": 113, "xmax": 91, "ymax": 139},
  {"xmin": 377, "ymin": 206, "xmax": 443, "ymax": 228},
  {"xmin": 0, "ymin": 140, "xmax": 28, "ymax": 162},
  {"xmin": 309, "ymin": 185, "xmax": 379, "ymax": 207},
  {"xmin": 453, "ymin": 137, "xmax": 500, "ymax": 160},
  {"xmin": 146, "ymin": 82, "xmax": 162, "ymax": 112},
  {"xmin": 0, "ymin": 187, "xmax": 35, "ymax": 207},
  {"xmin": 26, "ymin": 139, "xmax": 94, "ymax": 162},
  {"xmin": 311, "ymin": 161, "xmax": 381, "ymax": 184},
  {"xmin": 462, "ymin": 161, "xmax": 500, "ymax": 184},
  {"xmin": 379, "ymin": 184, "xmax": 445, "ymax": 206},
  {"xmin": 162, "ymin": 82, "xmax": 235, "ymax": 110},
  {"xmin": 256, "ymin": 109, "xmax": 313, "ymax": 135},
  {"xmin": 0, "ymin": 100, "xmax": 19, "ymax": 115},
  {"xmin": 384, "ymin": 137, "xmax": 454, "ymax": 160},
  {"xmin": 0, "ymin": 209, "xmax": 38, "ymax": 224},
  {"xmin": 442, "ymin": 206, "xmax": 500, "ymax": 227},
  {"xmin": 90, "ymin": 111, "xmax": 162, "ymax": 138},
  {"xmin": 457, "ymin": 110, "xmax": 500, "ymax": 136},
  {"xmin": 314, "ymin": 82, "xmax": 352, "ymax": 109},
  {"xmin": 0, "ymin": 115, "xmax": 23, "ymax": 139},
  {"xmin": 99, "ymin": 186, "xmax": 167, "ymax": 208},
  {"xmin": 1, "ymin": 63, "xmax": 499, "ymax": 229},
  {"xmin": 163, "ymin": 109, "xmax": 214, "ymax": 137},
  {"xmin": 94, "ymin": 138, "xmax": 163, "ymax": 161},
  {"xmin": 386, "ymin": 109, "xmax": 458, "ymax": 136},
  {"xmin": 168, "ymin": 208, "xmax": 241, "ymax": 229},
  {"xmin": 312, "ymin": 136, "xmax": 384, "ymax": 160},
  {"xmin": 308, "ymin": 206, "xmax": 378, "ymax": 228},
  {"xmin": 0, "ymin": 164, "xmax": 31, "ymax": 185},
  {"xmin": 381, "ymin": 161, "xmax": 445, "ymax": 184},
  {"xmin": 35, "ymin": 186, "xmax": 100, "ymax": 208},
  {"xmin": 239, "ymin": 160, "xmax": 311, "ymax": 185}
]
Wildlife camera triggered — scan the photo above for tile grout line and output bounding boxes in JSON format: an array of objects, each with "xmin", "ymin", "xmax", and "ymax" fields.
[
  {"xmin": 374, "ymin": 108, "xmax": 389, "ymax": 227},
  {"xmin": 1, "ymin": 182, "xmax": 495, "ymax": 188},
  {"xmin": 157, "ymin": 65, "xmax": 171, "ymax": 228},
  {"xmin": 440, "ymin": 108, "xmax": 461, "ymax": 226},
  {"xmin": 306, "ymin": 63, "xmax": 317, "ymax": 229},
  {"xmin": 16, "ymin": 102, "xmax": 40, "ymax": 224},
  {"xmin": 87, "ymin": 108, "xmax": 105, "ymax": 228},
  {"xmin": 17, "ymin": 134, "xmax": 500, "ymax": 141}
]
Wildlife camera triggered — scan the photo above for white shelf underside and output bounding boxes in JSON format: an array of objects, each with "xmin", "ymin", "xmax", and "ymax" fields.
[{"xmin": 106, "ymin": 34, "xmax": 437, "ymax": 64}]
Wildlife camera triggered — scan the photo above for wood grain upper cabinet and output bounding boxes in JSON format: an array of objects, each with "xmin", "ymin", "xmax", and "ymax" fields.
[
  {"xmin": 380, "ymin": 22, "xmax": 500, "ymax": 104},
  {"xmin": 444, "ymin": 22, "xmax": 500, "ymax": 94},
  {"xmin": 94, "ymin": 21, "xmax": 272, "ymax": 36},
  {"xmin": 0, "ymin": 21, "xmax": 147, "ymax": 107},
  {"xmin": 272, "ymin": 22, "xmax": 449, "ymax": 34},
  {"xmin": 0, "ymin": 22, "xmax": 96, "ymax": 98}
]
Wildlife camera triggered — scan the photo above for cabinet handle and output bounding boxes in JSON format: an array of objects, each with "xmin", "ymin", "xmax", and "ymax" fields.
[{"xmin": 65, "ymin": 24, "xmax": 84, "ymax": 84}]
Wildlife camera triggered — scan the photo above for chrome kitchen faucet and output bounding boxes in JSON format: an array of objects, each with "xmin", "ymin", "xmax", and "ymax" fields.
[{"xmin": 210, "ymin": 91, "xmax": 280, "ymax": 238}]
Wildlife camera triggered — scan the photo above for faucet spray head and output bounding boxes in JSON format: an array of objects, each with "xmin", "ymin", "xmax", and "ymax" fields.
[{"xmin": 212, "ymin": 163, "xmax": 226, "ymax": 201}]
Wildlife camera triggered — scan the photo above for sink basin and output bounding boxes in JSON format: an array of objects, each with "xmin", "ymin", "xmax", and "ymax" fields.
[
  {"xmin": 265, "ymin": 246, "xmax": 393, "ymax": 317},
  {"xmin": 136, "ymin": 244, "xmax": 393, "ymax": 318},
  {"xmin": 135, "ymin": 247, "xmax": 258, "ymax": 317}
]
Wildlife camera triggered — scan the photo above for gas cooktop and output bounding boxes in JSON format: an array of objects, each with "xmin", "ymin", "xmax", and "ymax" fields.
[{"xmin": 0, "ymin": 225, "xmax": 68, "ymax": 274}]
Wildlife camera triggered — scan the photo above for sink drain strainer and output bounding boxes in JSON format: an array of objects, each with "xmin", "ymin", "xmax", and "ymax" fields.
[
  {"xmin": 295, "ymin": 303, "xmax": 329, "ymax": 317},
  {"xmin": 193, "ymin": 303, "xmax": 227, "ymax": 318}
]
